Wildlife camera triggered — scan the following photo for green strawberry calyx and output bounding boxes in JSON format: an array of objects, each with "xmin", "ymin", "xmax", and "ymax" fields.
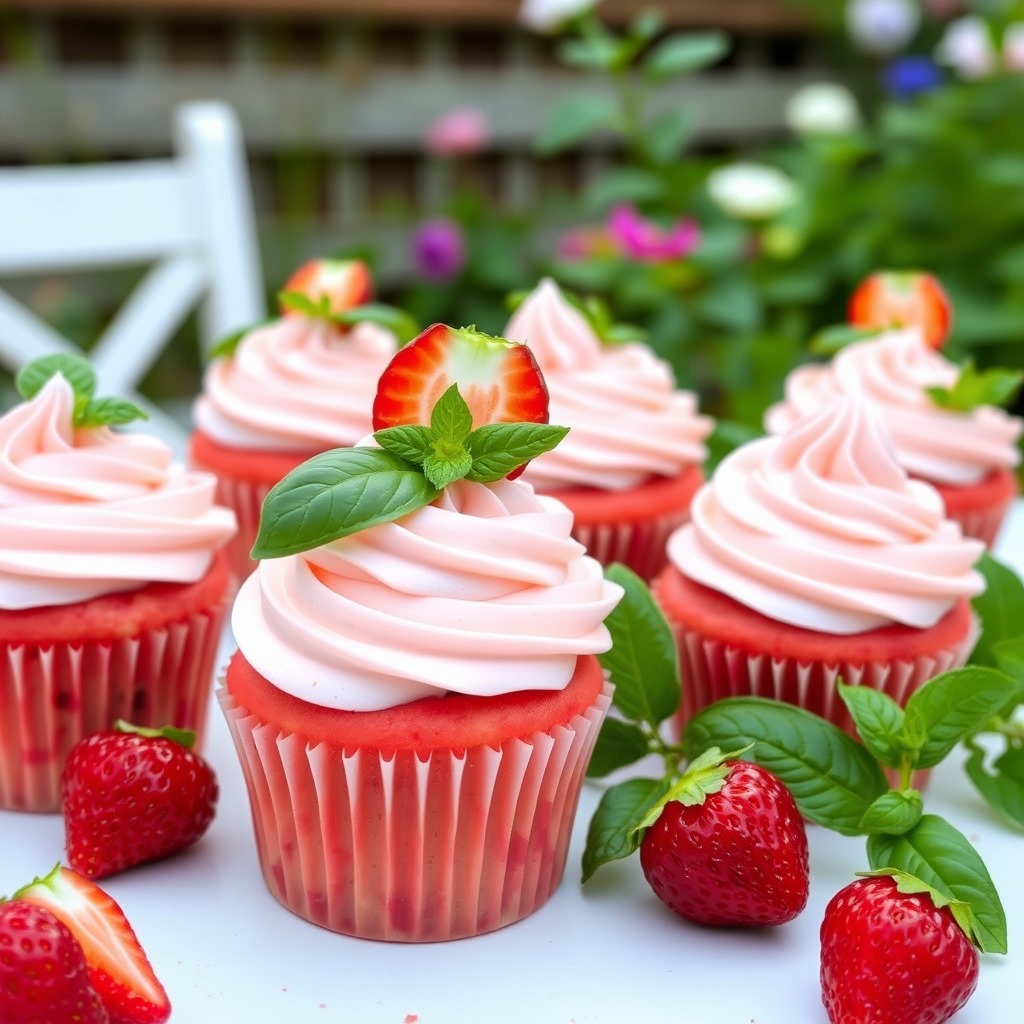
[{"xmin": 113, "ymin": 719, "xmax": 197, "ymax": 749}]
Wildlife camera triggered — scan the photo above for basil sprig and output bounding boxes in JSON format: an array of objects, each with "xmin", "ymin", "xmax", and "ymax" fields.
[
  {"xmin": 15, "ymin": 354, "xmax": 147, "ymax": 429},
  {"xmin": 926, "ymin": 360, "xmax": 1023, "ymax": 412}
]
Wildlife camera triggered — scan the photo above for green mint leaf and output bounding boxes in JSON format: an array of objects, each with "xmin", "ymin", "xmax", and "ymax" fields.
[
  {"xmin": 252, "ymin": 447, "xmax": 439, "ymax": 559},
  {"xmin": 422, "ymin": 449, "xmax": 473, "ymax": 490},
  {"xmin": 902, "ymin": 667, "xmax": 1019, "ymax": 769},
  {"xmin": 373, "ymin": 425, "xmax": 433, "ymax": 466},
  {"xmin": 596, "ymin": 564, "xmax": 680, "ymax": 728},
  {"xmin": 642, "ymin": 32, "xmax": 729, "ymax": 81},
  {"xmin": 809, "ymin": 324, "xmax": 884, "ymax": 355},
  {"xmin": 75, "ymin": 397, "xmax": 148, "ymax": 429},
  {"xmin": 206, "ymin": 319, "xmax": 272, "ymax": 361},
  {"xmin": 429, "ymin": 384, "xmax": 474, "ymax": 446},
  {"xmin": 837, "ymin": 683, "xmax": 907, "ymax": 767},
  {"xmin": 586, "ymin": 718, "xmax": 652, "ymax": 779},
  {"xmin": 15, "ymin": 354, "xmax": 96, "ymax": 402},
  {"xmin": 964, "ymin": 742, "xmax": 1024, "ymax": 831},
  {"xmin": 926, "ymin": 361, "xmax": 1024, "ymax": 412},
  {"xmin": 867, "ymin": 814, "xmax": 1007, "ymax": 954},
  {"xmin": 279, "ymin": 289, "xmax": 332, "ymax": 319},
  {"xmin": 465, "ymin": 423, "xmax": 570, "ymax": 483},
  {"xmin": 332, "ymin": 303, "xmax": 419, "ymax": 344},
  {"xmin": 858, "ymin": 790, "xmax": 924, "ymax": 836},
  {"xmin": 581, "ymin": 777, "xmax": 671, "ymax": 882},
  {"xmin": 685, "ymin": 697, "xmax": 888, "ymax": 835},
  {"xmin": 971, "ymin": 554, "xmax": 1024, "ymax": 670}
]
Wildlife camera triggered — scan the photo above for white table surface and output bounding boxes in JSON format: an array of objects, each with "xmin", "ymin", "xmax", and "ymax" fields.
[{"xmin": 2, "ymin": 507, "xmax": 1022, "ymax": 1024}]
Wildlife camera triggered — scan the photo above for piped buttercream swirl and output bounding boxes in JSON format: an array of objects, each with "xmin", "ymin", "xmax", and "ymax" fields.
[
  {"xmin": 193, "ymin": 316, "xmax": 398, "ymax": 451},
  {"xmin": 0, "ymin": 376, "xmax": 236, "ymax": 610},
  {"xmin": 505, "ymin": 278, "xmax": 712, "ymax": 491},
  {"xmin": 669, "ymin": 397, "xmax": 984, "ymax": 634},
  {"xmin": 232, "ymin": 477, "xmax": 623, "ymax": 711},
  {"xmin": 765, "ymin": 329, "xmax": 1022, "ymax": 485}
]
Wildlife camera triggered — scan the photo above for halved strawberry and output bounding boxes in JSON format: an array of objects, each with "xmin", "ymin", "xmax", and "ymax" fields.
[
  {"xmin": 372, "ymin": 323, "xmax": 549, "ymax": 432},
  {"xmin": 848, "ymin": 270, "xmax": 952, "ymax": 349},
  {"xmin": 15, "ymin": 866, "xmax": 170, "ymax": 1024},
  {"xmin": 282, "ymin": 258, "xmax": 373, "ymax": 314}
]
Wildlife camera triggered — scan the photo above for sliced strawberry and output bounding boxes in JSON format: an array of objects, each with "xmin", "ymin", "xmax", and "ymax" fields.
[
  {"xmin": 15, "ymin": 866, "xmax": 170, "ymax": 1024},
  {"xmin": 372, "ymin": 323, "xmax": 549, "ymax": 432},
  {"xmin": 282, "ymin": 258, "xmax": 373, "ymax": 314},
  {"xmin": 848, "ymin": 270, "xmax": 952, "ymax": 349}
]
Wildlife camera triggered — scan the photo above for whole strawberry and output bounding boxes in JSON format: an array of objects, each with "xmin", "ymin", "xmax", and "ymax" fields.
[
  {"xmin": 61, "ymin": 719, "xmax": 218, "ymax": 879},
  {"xmin": 638, "ymin": 754, "xmax": 809, "ymax": 927},
  {"xmin": 820, "ymin": 873, "xmax": 980, "ymax": 1024},
  {"xmin": 0, "ymin": 900, "xmax": 109, "ymax": 1024}
]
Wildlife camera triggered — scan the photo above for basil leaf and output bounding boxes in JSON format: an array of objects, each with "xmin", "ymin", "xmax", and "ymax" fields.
[
  {"xmin": 334, "ymin": 303, "xmax": 419, "ymax": 344},
  {"xmin": 837, "ymin": 683, "xmax": 906, "ymax": 767},
  {"xmin": 809, "ymin": 324, "xmax": 882, "ymax": 355},
  {"xmin": 586, "ymin": 718, "xmax": 652, "ymax": 778},
  {"xmin": 429, "ymin": 384, "xmax": 473, "ymax": 446},
  {"xmin": 597, "ymin": 564, "xmax": 680, "ymax": 728},
  {"xmin": 465, "ymin": 423, "xmax": 570, "ymax": 483},
  {"xmin": 964, "ymin": 742, "xmax": 1024, "ymax": 831},
  {"xmin": 206, "ymin": 320, "xmax": 271, "ymax": 361},
  {"xmin": 373, "ymin": 425, "xmax": 432, "ymax": 466},
  {"xmin": 422, "ymin": 449, "xmax": 473, "ymax": 490},
  {"xmin": 581, "ymin": 777, "xmax": 671, "ymax": 882},
  {"xmin": 76, "ymin": 397, "xmax": 148, "ymax": 428},
  {"xmin": 858, "ymin": 790, "xmax": 924, "ymax": 836},
  {"xmin": 972, "ymin": 554, "xmax": 1024, "ymax": 669},
  {"xmin": 867, "ymin": 814, "xmax": 1007, "ymax": 954},
  {"xmin": 15, "ymin": 354, "xmax": 96, "ymax": 402},
  {"xmin": 278, "ymin": 290, "xmax": 331, "ymax": 318},
  {"xmin": 642, "ymin": 32, "xmax": 729, "ymax": 81},
  {"xmin": 685, "ymin": 698, "xmax": 888, "ymax": 835},
  {"xmin": 902, "ymin": 667, "xmax": 1018, "ymax": 769},
  {"xmin": 926, "ymin": 361, "xmax": 1023, "ymax": 412},
  {"xmin": 252, "ymin": 448, "xmax": 438, "ymax": 559}
]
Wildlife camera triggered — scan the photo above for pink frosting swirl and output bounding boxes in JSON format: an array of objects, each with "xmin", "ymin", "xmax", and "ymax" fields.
[
  {"xmin": 505, "ymin": 278, "xmax": 712, "ymax": 491},
  {"xmin": 0, "ymin": 376, "xmax": 236, "ymax": 610},
  {"xmin": 669, "ymin": 398, "xmax": 984, "ymax": 634},
  {"xmin": 232, "ymin": 477, "xmax": 623, "ymax": 711},
  {"xmin": 193, "ymin": 316, "xmax": 398, "ymax": 451},
  {"xmin": 765, "ymin": 329, "xmax": 1022, "ymax": 485}
]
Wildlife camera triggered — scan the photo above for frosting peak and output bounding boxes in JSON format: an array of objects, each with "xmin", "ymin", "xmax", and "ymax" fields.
[{"xmin": 505, "ymin": 277, "xmax": 603, "ymax": 373}]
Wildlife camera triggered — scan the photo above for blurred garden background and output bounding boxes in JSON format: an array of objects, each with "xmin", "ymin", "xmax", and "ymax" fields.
[{"xmin": 2, "ymin": 0, "xmax": 1023, "ymax": 444}]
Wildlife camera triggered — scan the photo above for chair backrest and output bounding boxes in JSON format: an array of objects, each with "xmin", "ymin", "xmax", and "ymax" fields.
[{"xmin": 0, "ymin": 101, "xmax": 265, "ymax": 448}]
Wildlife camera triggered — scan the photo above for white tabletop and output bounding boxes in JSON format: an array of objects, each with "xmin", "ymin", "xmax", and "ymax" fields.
[{"xmin": 2, "ymin": 506, "xmax": 1022, "ymax": 1024}]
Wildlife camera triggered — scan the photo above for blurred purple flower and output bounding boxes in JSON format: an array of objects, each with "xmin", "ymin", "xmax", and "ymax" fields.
[
  {"xmin": 607, "ymin": 204, "xmax": 701, "ymax": 263},
  {"xmin": 884, "ymin": 56, "xmax": 944, "ymax": 97},
  {"xmin": 556, "ymin": 226, "xmax": 616, "ymax": 262},
  {"xmin": 412, "ymin": 218, "xmax": 465, "ymax": 281},
  {"xmin": 424, "ymin": 107, "xmax": 487, "ymax": 157}
]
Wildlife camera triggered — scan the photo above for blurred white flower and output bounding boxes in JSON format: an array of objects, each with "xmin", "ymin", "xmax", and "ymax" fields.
[
  {"xmin": 519, "ymin": 0, "xmax": 600, "ymax": 32},
  {"xmin": 936, "ymin": 16, "xmax": 997, "ymax": 78},
  {"xmin": 846, "ymin": 0, "xmax": 921, "ymax": 56},
  {"xmin": 707, "ymin": 163, "xmax": 798, "ymax": 221},
  {"xmin": 1003, "ymin": 23, "xmax": 1024, "ymax": 72},
  {"xmin": 785, "ymin": 83, "xmax": 861, "ymax": 136}
]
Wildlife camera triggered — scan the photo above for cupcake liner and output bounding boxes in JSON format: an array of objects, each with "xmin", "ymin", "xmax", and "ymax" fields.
[
  {"xmin": 0, "ymin": 604, "xmax": 227, "ymax": 813},
  {"xmin": 572, "ymin": 505, "xmax": 692, "ymax": 582},
  {"xmin": 214, "ymin": 475, "xmax": 273, "ymax": 581},
  {"xmin": 219, "ymin": 680, "xmax": 612, "ymax": 942},
  {"xmin": 947, "ymin": 500, "xmax": 1014, "ymax": 549}
]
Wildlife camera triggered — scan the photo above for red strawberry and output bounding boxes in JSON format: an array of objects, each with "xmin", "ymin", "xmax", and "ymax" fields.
[
  {"xmin": 820, "ymin": 874, "xmax": 980, "ymax": 1024},
  {"xmin": 61, "ymin": 721, "xmax": 218, "ymax": 879},
  {"xmin": 14, "ymin": 866, "xmax": 170, "ymax": 1024},
  {"xmin": 638, "ymin": 759, "xmax": 809, "ymax": 927},
  {"xmin": 282, "ymin": 258, "xmax": 373, "ymax": 314},
  {"xmin": 372, "ymin": 323, "xmax": 549, "ymax": 432},
  {"xmin": 848, "ymin": 271, "xmax": 952, "ymax": 349},
  {"xmin": 0, "ymin": 900, "xmax": 109, "ymax": 1024}
]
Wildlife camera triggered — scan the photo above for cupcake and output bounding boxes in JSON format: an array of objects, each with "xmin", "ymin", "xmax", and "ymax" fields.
[
  {"xmin": 655, "ymin": 397, "xmax": 983, "ymax": 737},
  {"xmin": 503, "ymin": 278, "xmax": 712, "ymax": 580},
  {"xmin": 765, "ymin": 328, "xmax": 1022, "ymax": 546},
  {"xmin": 0, "ymin": 358, "xmax": 236, "ymax": 812},
  {"xmin": 219, "ymin": 325, "xmax": 622, "ymax": 941},
  {"xmin": 189, "ymin": 259, "xmax": 400, "ymax": 579}
]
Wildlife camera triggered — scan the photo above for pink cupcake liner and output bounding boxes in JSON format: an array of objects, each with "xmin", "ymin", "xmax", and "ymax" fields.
[
  {"xmin": 219, "ymin": 681, "xmax": 612, "ymax": 942},
  {"xmin": 0, "ymin": 605, "xmax": 227, "ymax": 813},
  {"xmin": 948, "ymin": 500, "xmax": 1014, "ymax": 549},
  {"xmin": 672, "ymin": 616, "xmax": 979, "ymax": 739},
  {"xmin": 572, "ymin": 505, "xmax": 692, "ymax": 582},
  {"xmin": 214, "ymin": 475, "xmax": 273, "ymax": 581}
]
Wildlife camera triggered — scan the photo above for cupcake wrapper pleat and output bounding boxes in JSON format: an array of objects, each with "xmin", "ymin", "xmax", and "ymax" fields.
[
  {"xmin": 573, "ymin": 506, "xmax": 691, "ymax": 582},
  {"xmin": 0, "ymin": 604, "xmax": 227, "ymax": 813},
  {"xmin": 219, "ymin": 680, "xmax": 612, "ymax": 942},
  {"xmin": 213, "ymin": 475, "xmax": 273, "ymax": 582},
  {"xmin": 948, "ymin": 501, "xmax": 1014, "ymax": 549}
]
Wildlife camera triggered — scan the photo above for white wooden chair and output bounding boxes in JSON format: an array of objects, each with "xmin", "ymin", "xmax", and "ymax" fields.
[{"xmin": 0, "ymin": 101, "xmax": 265, "ymax": 449}]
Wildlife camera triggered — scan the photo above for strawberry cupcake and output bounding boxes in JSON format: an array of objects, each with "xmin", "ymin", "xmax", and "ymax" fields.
[
  {"xmin": 504, "ymin": 278, "xmax": 712, "ymax": 580},
  {"xmin": 189, "ymin": 259, "xmax": 401, "ymax": 579},
  {"xmin": 220, "ymin": 326, "xmax": 622, "ymax": 941},
  {"xmin": 0, "ymin": 358, "xmax": 235, "ymax": 812},
  {"xmin": 655, "ymin": 397, "xmax": 983, "ymax": 737},
  {"xmin": 765, "ymin": 328, "xmax": 1022, "ymax": 546}
]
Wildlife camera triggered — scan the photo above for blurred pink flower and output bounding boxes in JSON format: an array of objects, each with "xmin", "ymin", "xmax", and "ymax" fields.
[
  {"xmin": 607, "ymin": 204, "xmax": 701, "ymax": 262},
  {"xmin": 556, "ymin": 226, "xmax": 616, "ymax": 261},
  {"xmin": 425, "ymin": 107, "xmax": 487, "ymax": 157},
  {"xmin": 411, "ymin": 218, "xmax": 465, "ymax": 281}
]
